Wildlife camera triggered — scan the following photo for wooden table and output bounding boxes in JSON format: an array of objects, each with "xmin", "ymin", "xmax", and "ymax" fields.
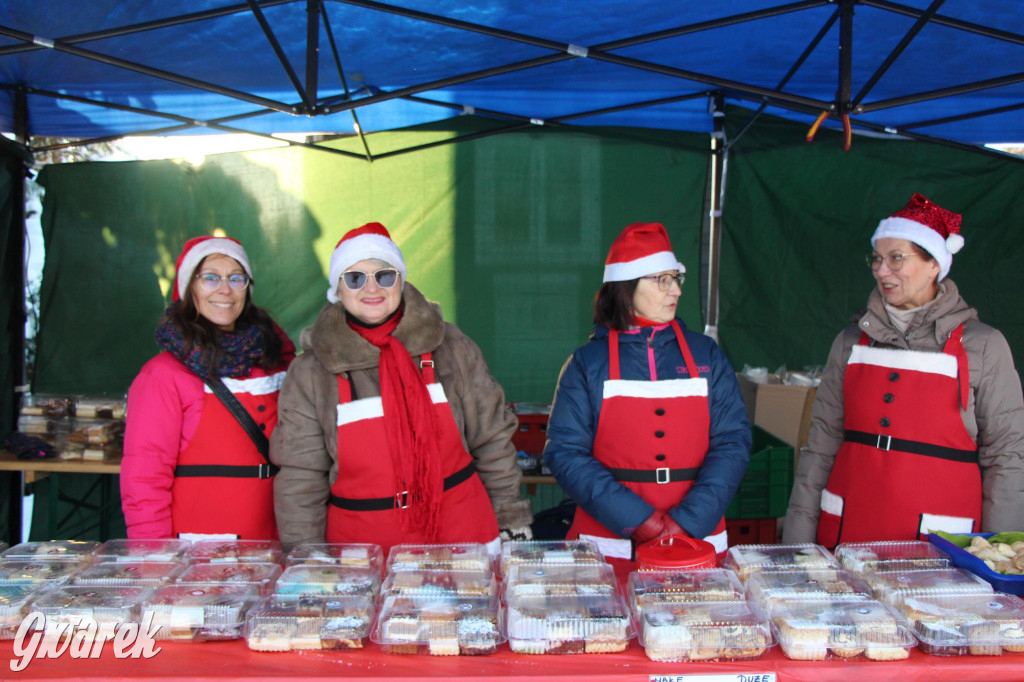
[{"xmin": 0, "ymin": 449, "xmax": 122, "ymax": 544}]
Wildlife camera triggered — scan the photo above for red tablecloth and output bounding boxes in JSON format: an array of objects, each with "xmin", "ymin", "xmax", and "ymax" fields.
[{"xmin": 3, "ymin": 637, "xmax": 1024, "ymax": 681}]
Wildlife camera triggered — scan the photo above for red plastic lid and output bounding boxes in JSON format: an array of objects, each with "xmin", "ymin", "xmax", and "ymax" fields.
[{"xmin": 636, "ymin": 535, "xmax": 717, "ymax": 570}]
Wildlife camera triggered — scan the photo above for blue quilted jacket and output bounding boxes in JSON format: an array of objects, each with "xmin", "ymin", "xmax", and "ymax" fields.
[{"xmin": 543, "ymin": 320, "xmax": 751, "ymax": 539}]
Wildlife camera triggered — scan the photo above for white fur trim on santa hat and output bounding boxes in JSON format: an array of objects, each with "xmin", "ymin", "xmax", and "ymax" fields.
[
  {"xmin": 603, "ymin": 251, "xmax": 682, "ymax": 283},
  {"xmin": 872, "ymin": 216, "xmax": 955, "ymax": 281},
  {"xmin": 176, "ymin": 237, "xmax": 253, "ymax": 301},
  {"xmin": 327, "ymin": 232, "xmax": 407, "ymax": 303}
]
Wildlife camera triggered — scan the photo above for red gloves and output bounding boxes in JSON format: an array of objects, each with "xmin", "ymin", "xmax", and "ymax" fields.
[{"xmin": 633, "ymin": 511, "xmax": 691, "ymax": 543}]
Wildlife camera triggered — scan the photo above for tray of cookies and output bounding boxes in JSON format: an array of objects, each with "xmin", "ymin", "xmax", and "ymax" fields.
[
  {"xmin": 373, "ymin": 593, "xmax": 503, "ymax": 655},
  {"xmin": 285, "ymin": 543, "xmax": 383, "ymax": 570},
  {"xmin": 504, "ymin": 563, "xmax": 617, "ymax": 600},
  {"xmin": 505, "ymin": 592, "xmax": 633, "ymax": 654},
  {"xmin": 836, "ymin": 540, "xmax": 951, "ymax": 574},
  {"xmin": 928, "ymin": 532, "xmax": 1024, "ymax": 596},
  {"xmin": 387, "ymin": 543, "xmax": 493, "ymax": 573},
  {"xmin": 0, "ymin": 584, "xmax": 44, "ymax": 639},
  {"xmin": 864, "ymin": 567, "xmax": 993, "ymax": 608},
  {"xmin": 246, "ymin": 594, "xmax": 375, "ymax": 651},
  {"xmin": 627, "ymin": 569, "xmax": 745, "ymax": 616},
  {"xmin": 0, "ymin": 559, "xmax": 82, "ymax": 585},
  {"xmin": 2, "ymin": 540, "xmax": 99, "ymax": 562},
  {"xmin": 28, "ymin": 585, "xmax": 155, "ymax": 636},
  {"xmin": 94, "ymin": 538, "xmax": 191, "ymax": 563},
  {"xmin": 499, "ymin": 540, "xmax": 605, "ymax": 577},
  {"xmin": 186, "ymin": 540, "xmax": 283, "ymax": 564},
  {"xmin": 900, "ymin": 592, "xmax": 1024, "ymax": 656},
  {"xmin": 143, "ymin": 584, "xmax": 259, "ymax": 641},
  {"xmin": 275, "ymin": 565, "xmax": 380, "ymax": 598},
  {"xmin": 381, "ymin": 569, "xmax": 496, "ymax": 600},
  {"xmin": 176, "ymin": 562, "xmax": 282, "ymax": 596},
  {"xmin": 70, "ymin": 560, "xmax": 186, "ymax": 587},
  {"xmin": 723, "ymin": 544, "xmax": 840, "ymax": 584},
  {"xmin": 771, "ymin": 598, "xmax": 916, "ymax": 661},
  {"xmin": 745, "ymin": 567, "xmax": 873, "ymax": 616},
  {"xmin": 636, "ymin": 599, "xmax": 773, "ymax": 662}
]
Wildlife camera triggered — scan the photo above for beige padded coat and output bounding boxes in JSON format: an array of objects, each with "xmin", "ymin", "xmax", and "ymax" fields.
[
  {"xmin": 270, "ymin": 283, "xmax": 533, "ymax": 547},
  {"xmin": 784, "ymin": 280, "xmax": 1024, "ymax": 542}
]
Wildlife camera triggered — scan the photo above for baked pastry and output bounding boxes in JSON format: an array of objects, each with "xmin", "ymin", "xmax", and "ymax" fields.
[
  {"xmin": 506, "ymin": 593, "xmax": 630, "ymax": 655},
  {"xmin": 285, "ymin": 543, "xmax": 382, "ymax": 570},
  {"xmin": 724, "ymin": 544, "xmax": 838, "ymax": 583},
  {"xmin": 246, "ymin": 595, "xmax": 373, "ymax": 651},
  {"xmin": 835, "ymin": 541, "xmax": 950, "ymax": 574},
  {"xmin": 640, "ymin": 601, "xmax": 769, "ymax": 662},
  {"xmin": 505, "ymin": 564, "xmax": 616, "ymax": 600},
  {"xmin": 374, "ymin": 594, "xmax": 501, "ymax": 655},
  {"xmin": 144, "ymin": 584, "xmax": 257, "ymax": 641},
  {"xmin": 276, "ymin": 565, "xmax": 380, "ymax": 597},
  {"xmin": 500, "ymin": 540, "xmax": 603, "ymax": 576},
  {"xmin": 187, "ymin": 540, "xmax": 282, "ymax": 564},
  {"xmin": 0, "ymin": 559, "xmax": 81, "ymax": 584}
]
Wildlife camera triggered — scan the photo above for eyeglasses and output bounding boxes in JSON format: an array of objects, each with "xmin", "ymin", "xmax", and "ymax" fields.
[
  {"xmin": 639, "ymin": 272, "xmax": 685, "ymax": 291},
  {"xmin": 195, "ymin": 273, "xmax": 251, "ymax": 291},
  {"xmin": 342, "ymin": 268, "xmax": 400, "ymax": 290},
  {"xmin": 866, "ymin": 252, "xmax": 919, "ymax": 271}
]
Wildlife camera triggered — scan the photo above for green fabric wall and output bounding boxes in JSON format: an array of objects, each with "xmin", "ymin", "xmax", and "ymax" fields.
[
  {"xmin": 34, "ymin": 120, "xmax": 708, "ymax": 404},
  {"xmin": 718, "ymin": 107, "xmax": 1024, "ymax": 378}
]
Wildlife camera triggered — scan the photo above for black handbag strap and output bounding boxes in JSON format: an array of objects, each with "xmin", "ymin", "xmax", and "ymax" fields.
[{"xmin": 203, "ymin": 376, "xmax": 277, "ymax": 474}]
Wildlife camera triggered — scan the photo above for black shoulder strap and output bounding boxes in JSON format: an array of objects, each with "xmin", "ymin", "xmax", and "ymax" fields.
[{"xmin": 203, "ymin": 376, "xmax": 277, "ymax": 473}]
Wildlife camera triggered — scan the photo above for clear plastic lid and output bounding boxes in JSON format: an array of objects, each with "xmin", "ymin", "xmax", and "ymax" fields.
[
  {"xmin": 245, "ymin": 594, "xmax": 375, "ymax": 652},
  {"xmin": 746, "ymin": 568, "xmax": 873, "ymax": 615},
  {"xmin": 0, "ymin": 559, "xmax": 82, "ymax": 584},
  {"xmin": 865, "ymin": 567, "xmax": 994, "ymax": 607},
  {"xmin": 2, "ymin": 540, "xmax": 99, "ymax": 561},
  {"xmin": 94, "ymin": 538, "xmax": 191, "ymax": 563},
  {"xmin": 70, "ymin": 560, "xmax": 186, "ymax": 587},
  {"xmin": 499, "ymin": 540, "xmax": 605, "ymax": 576},
  {"xmin": 627, "ymin": 569, "xmax": 745, "ymax": 615},
  {"xmin": 20, "ymin": 394, "xmax": 74, "ymax": 417},
  {"xmin": 373, "ymin": 593, "xmax": 504, "ymax": 655},
  {"xmin": 771, "ymin": 598, "xmax": 916, "ymax": 661},
  {"xmin": 723, "ymin": 544, "xmax": 839, "ymax": 582},
  {"xmin": 836, "ymin": 541, "xmax": 951, "ymax": 574},
  {"xmin": 143, "ymin": 584, "xmax": 259, "ymax": 641},
  {"xmin": 66, "ymin": 418, "xmax": 124, "ymax": 445},
  {"xmin": 901, "ymin": 592, "xmax": 1024, "ymax": 656},
  {"xmin": 504, "ymin": 563, "xmax": 617, "ymax": 599},
  {"xmin": 285, "ymin": 543, "xmax": 383, "ymax": 571},
  {"xmin": 176, "ymin": 561, "xmax": 282, "ymax": 595},
  {"xmin": 381, "ymin": 568, "xmax": 497, "ymax": 600},
  {"xmin": 387, "ymin": 543, "xmax": 493, "ymax": 573},
  {"xmin": 29, "ymin": 585, "xmax": 155, "ymax": 633},
  {"xmin": 186, "ymin": 540, "xmax": 283, "ymax": 564},
  {"xmin": 74, "ymin": 396, "xmax": 127, "ymax": 419},
  {"xmin": 0, "ymin": 584, "xmax": 44, "ymax": 637},
  {"xmin": 505, "ymin": 592, "xmax": 634, "ymax": 655},
  {"xmin": 275, "ymin": 565, "xmax": 381, "ymax": 598},
  {"xmin": 637, "ymin": 599, "xmax": 773, "ymax": 662}
]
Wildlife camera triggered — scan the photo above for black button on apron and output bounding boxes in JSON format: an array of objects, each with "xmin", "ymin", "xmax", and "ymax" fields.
[
  {"xmin": 259, "ymin": 423, "xmax": 267, "ymax": 431},
  {"xmin": 257, "ymin": 404, "xmax": 266, "ymax": 412},
  {"xmin": 883, "ymin": 393, "xmax": 894, "ymax": 403},
  {"xmin": 655, "ymin": 430, "xmax": 665, "ymax": 438},
  {"xmin": 655, "ymin": 454, "xmax": 666, "ymax": 461},
  {"xmin": 889, "ymin": 372, "xmax": 900, "ymax": 381},
  {"xmin": 880, "ymin": 418, "xmax": 890, "ymax": 428},
  {"xmin": 655, "ymin": 408, "xmax": 665, "ymax": 416}
]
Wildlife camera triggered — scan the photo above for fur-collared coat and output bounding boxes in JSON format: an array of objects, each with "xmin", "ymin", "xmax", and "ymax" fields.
[{"xmin": 270, "ymin": 283, "xmax": 532, "ymax": 547}]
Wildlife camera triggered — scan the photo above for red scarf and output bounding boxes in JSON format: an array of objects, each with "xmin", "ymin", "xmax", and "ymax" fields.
[{"xmin": 347, "ymin": 306, "xmax": 443, "ymax": 541}]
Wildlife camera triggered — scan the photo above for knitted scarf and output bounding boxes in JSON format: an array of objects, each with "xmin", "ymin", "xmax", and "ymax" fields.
[
  {"xmin": 155, "ymin": 317, "xmax": 266, "ymax": 379},
  {"xmin": 347, "ymin": 305, "xmax": 443, "ymax": 541}
]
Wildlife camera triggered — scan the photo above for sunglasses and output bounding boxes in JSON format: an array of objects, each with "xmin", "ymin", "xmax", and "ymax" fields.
[{"xmin": 342, "ymin": 268, "xmax": 400, "ymax": 290}]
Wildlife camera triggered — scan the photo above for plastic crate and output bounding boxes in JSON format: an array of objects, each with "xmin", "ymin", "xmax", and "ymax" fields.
[
  {"xmin": 725, "ymin": 518, "xmax": 778, "ymax": 547},
  {"xmin": 509, "ymin": 403, "xmax": 549, "ymax": 456},
  {"xmin": 724, "ymin": 426, "xmax": 793, "ymax": 519}
]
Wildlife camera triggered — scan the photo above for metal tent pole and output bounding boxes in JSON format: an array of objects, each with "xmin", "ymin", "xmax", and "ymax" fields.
[{"xmin": 702, "ymin": 93, "xmax": 726, "ymax": 343}]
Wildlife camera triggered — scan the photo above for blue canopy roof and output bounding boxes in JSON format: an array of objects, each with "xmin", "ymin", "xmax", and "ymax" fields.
[{"xmin": 2, "ymin": 0, "xmax": 1023, "ymax": 153}]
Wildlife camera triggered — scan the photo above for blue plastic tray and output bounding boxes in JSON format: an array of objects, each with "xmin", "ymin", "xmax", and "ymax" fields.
[{"xmin": 927, "ymin": 532, "xmax": 1024, "ymax": 596}]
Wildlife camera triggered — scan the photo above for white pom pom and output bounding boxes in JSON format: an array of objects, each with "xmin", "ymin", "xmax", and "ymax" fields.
[{"xmin": 946, "ymin": 233, "xmax": 964, "ymax": 254}]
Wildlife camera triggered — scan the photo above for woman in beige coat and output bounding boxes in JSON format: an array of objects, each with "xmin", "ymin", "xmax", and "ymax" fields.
[
  {"xmin": 785, "ymin": 195, "xmax": 1024, "ymax": 546},
  {"xmin": 270, "ymin": 223, "xmax": 532, "ymax": 554}
]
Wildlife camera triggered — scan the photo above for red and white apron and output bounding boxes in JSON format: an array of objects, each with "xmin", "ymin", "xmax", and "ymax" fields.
[
  {"xmin": 172, "ymin": 369, "xmax": 286, "ymax": 540},
  {"xmin": 326, "ymin": 354, "xmax": 499, "ymax": 556},
  {"xmin": 816, "ymin": 325, "xmax": 980, "ymax": 548},
  {"xmin": 568, "ymin": 321, "xmax": 728, "ymax": 558}
]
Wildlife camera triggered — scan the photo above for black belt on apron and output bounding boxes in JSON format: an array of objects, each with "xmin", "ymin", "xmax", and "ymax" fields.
[
  {"xmin": 329, "ymin": 461, "xmax": 477, "ymax": 511},
  {"xmin": 844, "ymin": 430, "xmax": 978, "ymax": 463},
  {"xmin": 607, "ymin": 466, "xmax": 700, "ymax": 484},
  {"xmin": 174, "ymin": 463, "xmax": 276, "ymax": 479}
]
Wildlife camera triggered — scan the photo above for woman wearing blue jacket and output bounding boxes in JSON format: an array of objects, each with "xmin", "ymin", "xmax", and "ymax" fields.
[{"xmin": 544, "ymin": 222, "xmax": 751, "ymax": 559}]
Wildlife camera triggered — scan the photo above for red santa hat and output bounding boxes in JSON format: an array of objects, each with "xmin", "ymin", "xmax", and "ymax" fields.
[
  {"xmin": 173, "ymin": 235, "xmax": 252, "ymax": 301},
  {"xmin": 871, "ymin": 193, "xmax": 963, "ymax": 281},
  {"xmin": 603, "ymin": 222, "xmax": 685, "ymax": 283},
  {"xmin": 327, "ymin": 222, "xmax": 407, "ymax": 303}
]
